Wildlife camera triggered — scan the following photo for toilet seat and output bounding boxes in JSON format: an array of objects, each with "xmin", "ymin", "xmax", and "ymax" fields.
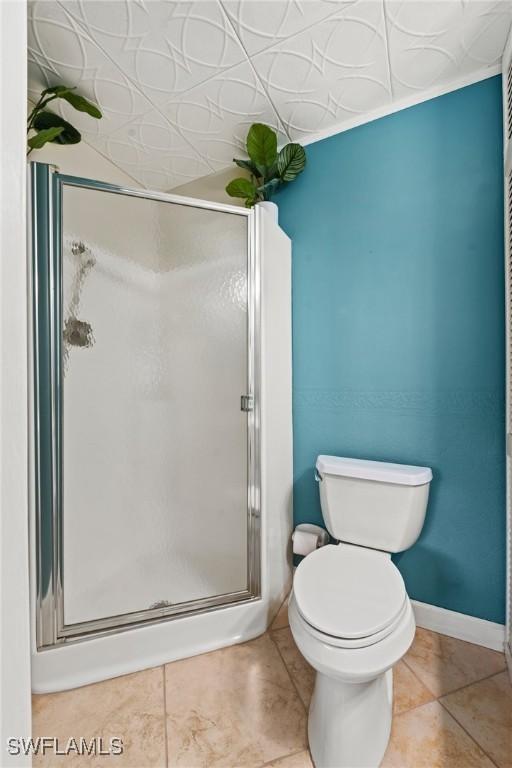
[
  {"xmin": 293, "ymin": 544, "xmax": 407, "ymax": 649},
  {"xmin": 294, "ymin": 598, "xmax": 409, "ymax": 649}
]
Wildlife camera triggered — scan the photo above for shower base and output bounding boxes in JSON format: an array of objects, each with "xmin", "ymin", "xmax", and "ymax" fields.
[{"xmin": 31, "ymin": 595, "xmax": 272, "ymax": 693}]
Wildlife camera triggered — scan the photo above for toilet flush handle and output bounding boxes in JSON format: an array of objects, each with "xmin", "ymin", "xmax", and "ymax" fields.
[{"xmin": 315, "ymin": 468, "xmax": 323, "ymax": 482}]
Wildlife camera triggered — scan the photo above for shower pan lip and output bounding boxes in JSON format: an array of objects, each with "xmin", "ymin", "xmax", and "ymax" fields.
[
  {"xmin": 30, "ymin": 162, "xmax": 262, "ymax": 652},
  {"xmin": 31, "ymin": 591, "xmax": 271, "ymax": 693},
  {"xmin": 38, "ymin": 591, "xmax": 261, "ymax": 650}
]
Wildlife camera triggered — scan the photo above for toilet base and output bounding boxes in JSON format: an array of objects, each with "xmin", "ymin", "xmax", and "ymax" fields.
[{"xmin": 308, "ymin": 667, "xmax": 393, "ymax": 768}]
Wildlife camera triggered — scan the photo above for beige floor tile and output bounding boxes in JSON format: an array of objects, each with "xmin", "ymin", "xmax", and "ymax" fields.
[
  {"xmin": 32, "ymin": 667, "xmax": 166, "ymax": 767},
  {"xmin": 382, "ymin": 700, "xmax": 495, "ymax": 768},
  {"xmin": 404, "ymin": 628, "xmax": 506, "ymax": 696},
  {"xmin": 270, "ymin": 598, "xmax": 290, "ymax": 631},
  {"xmin": 393, "ymin": 660, "xmax": 436, "ymax": 715},
  {"xmin": 441, "ymin": 671, "xmax": 512, "ymax": 768},
  {"xmin": 165, "ymin": 634, "xmax": 307, "ymax": 768},
  {"xmin": 264, "ymin": 750, "xmax": 314, "ymax": 767},
  {"xmin": 270, "ymin": 627, "xmax": 315, "ymax": 708}
]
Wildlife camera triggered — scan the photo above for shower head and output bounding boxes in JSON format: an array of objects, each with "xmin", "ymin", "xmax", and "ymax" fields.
[
  {"xmin": 71, "ymin": 240, "xmax": 96, "ymax": 268},
  {"xmin": 63, "ymin": 317, "xmax": 94, "ymax": 349}
]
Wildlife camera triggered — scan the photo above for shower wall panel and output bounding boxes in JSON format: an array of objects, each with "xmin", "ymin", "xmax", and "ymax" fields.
[{"xmin": 61, "ymin": 186, "xmax": 249, "ymax": 628}]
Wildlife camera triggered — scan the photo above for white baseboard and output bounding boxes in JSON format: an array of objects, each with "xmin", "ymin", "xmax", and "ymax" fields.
[
  {"xmin": 505, "ymin": 643, "xmax": 512, "ymax": 684},
  {"xmin": 411, "ymin": 600, "xmax": 505, "ymax": 652}
]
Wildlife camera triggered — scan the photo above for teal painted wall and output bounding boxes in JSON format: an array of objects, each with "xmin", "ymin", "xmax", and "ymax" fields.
[{"xmin": 277, "ymin": 76, "xmax": 506, "ymax": 624}]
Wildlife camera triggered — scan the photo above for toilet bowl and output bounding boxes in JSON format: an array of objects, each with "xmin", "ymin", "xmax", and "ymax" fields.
[
  {"xmin": 289, "ymin": 455, "xmax": 432, "ymax": 768},
  {"xmin": 289, "ymin": 546, "xmax": 415, "ymax": 768}
]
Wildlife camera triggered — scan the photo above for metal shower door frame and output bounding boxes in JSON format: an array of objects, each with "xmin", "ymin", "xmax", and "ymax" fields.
[{"xmin": 31, "ymin": 162, "xmax": 261, "ymax": 649}]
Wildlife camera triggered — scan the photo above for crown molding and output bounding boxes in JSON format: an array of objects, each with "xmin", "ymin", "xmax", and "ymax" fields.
[{"xmin": 300, "ymin": 65, "xmax": 502, "ymax": 148}]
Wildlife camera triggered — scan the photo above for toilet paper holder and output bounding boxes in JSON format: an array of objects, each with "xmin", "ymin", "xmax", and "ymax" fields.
[{"xmin": 292, "ymin": 523, "xmax": 330, "ymax": 556}]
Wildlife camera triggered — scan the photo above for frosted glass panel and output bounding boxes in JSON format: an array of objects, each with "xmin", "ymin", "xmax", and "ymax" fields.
[{"xmin": 61, "ymin": 186, "xmax": 249, "ymax": 626}]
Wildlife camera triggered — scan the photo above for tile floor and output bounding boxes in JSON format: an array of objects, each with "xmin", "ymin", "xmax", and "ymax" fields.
[{"xmin": 32, "ymin": 599, "xmax": 510, "ymax": 768}]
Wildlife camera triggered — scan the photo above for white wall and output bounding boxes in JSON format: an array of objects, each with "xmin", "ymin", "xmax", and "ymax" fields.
[
  {"xmin": 0, "ymin": 1, "xmax": 31, "ymax": 763},
  {"xmin": 171, "ymin": 167, "xmax": 246, "ymax": 205},
  {"xmin": 259, "ymin": 206, "xmax": 293, "ymax": 616},
  {"xmin": 29, "ymin": 127, "xmax": 137, "ymax": 187},
  {"xmin": 32, "ymin": 131, "xmax": 239, "ymax": 201}
]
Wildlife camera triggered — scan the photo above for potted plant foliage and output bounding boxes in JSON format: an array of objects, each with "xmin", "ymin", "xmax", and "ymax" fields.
[
  {"xmin": 27, "ymin": 85, "xmax": 102, "ymax": 155},
  {"xmin": 226, "ymin": 123, "xmax": 306, "ymax": 209}
]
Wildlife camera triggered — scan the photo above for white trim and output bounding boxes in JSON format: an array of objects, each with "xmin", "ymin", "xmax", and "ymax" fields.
[
  {"xmin": 301, "ymin": 65, "xmax": 502, "ymax": 148},
  {"xmin": 503, "ymin": 21, "xmax": 512, "ymax": 70},
  {"xmin": 506, "ymin": 642, "xmax": 512, "ymax": 684},
  {"xmin": 502, "ymin": 26, "xmax": 512, "ymax": 678},
  {"xmin": 0, "ymin": 0, "xmax": 32, "ymax": 762},
  {"xmin": 411, "ymin": 600, "xmax": 505, "ymax": 653}
]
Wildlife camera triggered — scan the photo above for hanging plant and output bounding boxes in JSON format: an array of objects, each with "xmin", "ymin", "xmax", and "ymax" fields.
[
  {"xmin": 226, "ymin": 123, "xmax": 306, "ymax": 207},
  {"xmin": 27, "ymin": 85, "xmax": 102, "ymax": 156}
]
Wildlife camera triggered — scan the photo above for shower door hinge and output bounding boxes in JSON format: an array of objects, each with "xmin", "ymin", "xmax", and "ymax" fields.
[
  {"xmin": 240, "ymin": 394, "xmax": 254, "ymax": 412},
  {"xmin": 507, "ymin": 433, "xmax": 512, "ymax": 456}
]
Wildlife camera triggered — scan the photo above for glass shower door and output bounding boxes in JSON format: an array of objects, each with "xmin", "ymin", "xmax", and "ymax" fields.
[{"xmin": 32, "ymin": 164, "xmax": 259, "ymax": 645}]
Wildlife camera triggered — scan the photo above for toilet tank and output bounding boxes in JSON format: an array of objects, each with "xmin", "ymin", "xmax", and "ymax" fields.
[{"xmin": 316, "ymin": 456, "xmax": 432, "ymax": 553}]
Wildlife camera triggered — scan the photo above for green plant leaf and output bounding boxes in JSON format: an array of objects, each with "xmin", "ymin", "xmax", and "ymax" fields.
[
  {"xmin": 60, "ymin": 91, "xmax": 102, "ymax": 119},
  {"xmin": 233, "ymin": 158, "xmax": 260, "ymax": 177},
  {"xmin": 277, "ymin": 143, "xmax": 306, "ymax": 181},
  {"xmin": 27, "ymin": 126, "xmax": 65, "ymax": 150},
  {"xmin": 32, "ymin": 111, "xmax": 81, "ymax": 145},
  {"xmin": 226, "ymin": 177, "xmax": 259, "ymax": 200},
  {"xmin": 41, "ymin": 85, "xmax": 75, "ymax": 97},
  {"xmin": 257, "ymin": 178, "xmax": 281, "ymax": 201},
  {"xmin": 246, "ymin": 123, "xmax": 277, "ymax": 172}
]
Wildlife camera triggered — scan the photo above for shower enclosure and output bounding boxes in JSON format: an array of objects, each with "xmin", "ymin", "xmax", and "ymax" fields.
[{"xmin": 30, "ymin": 162, "xmax": 292, "ymax": 692}]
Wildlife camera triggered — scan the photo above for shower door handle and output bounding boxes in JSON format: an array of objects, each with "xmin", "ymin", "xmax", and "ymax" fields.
[{"xmin": 240, "ymin": 395, "xmax": 254, "ymax": 412}]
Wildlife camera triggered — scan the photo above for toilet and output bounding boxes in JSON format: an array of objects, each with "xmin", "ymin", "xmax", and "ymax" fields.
[{"xmin": 289, "ymin": 455, "xmax": 432, "ymax": 768}]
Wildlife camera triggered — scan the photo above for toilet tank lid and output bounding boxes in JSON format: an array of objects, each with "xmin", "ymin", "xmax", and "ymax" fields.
[{"xmin": 316, "ymin": 455, "xmax": 432, "ymax": 486}]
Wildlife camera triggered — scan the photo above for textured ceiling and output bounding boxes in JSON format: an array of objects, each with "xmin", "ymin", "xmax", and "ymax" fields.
[{"xmin": 28, "ymin": 0, "xmax": 512, "ymax": 191}]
